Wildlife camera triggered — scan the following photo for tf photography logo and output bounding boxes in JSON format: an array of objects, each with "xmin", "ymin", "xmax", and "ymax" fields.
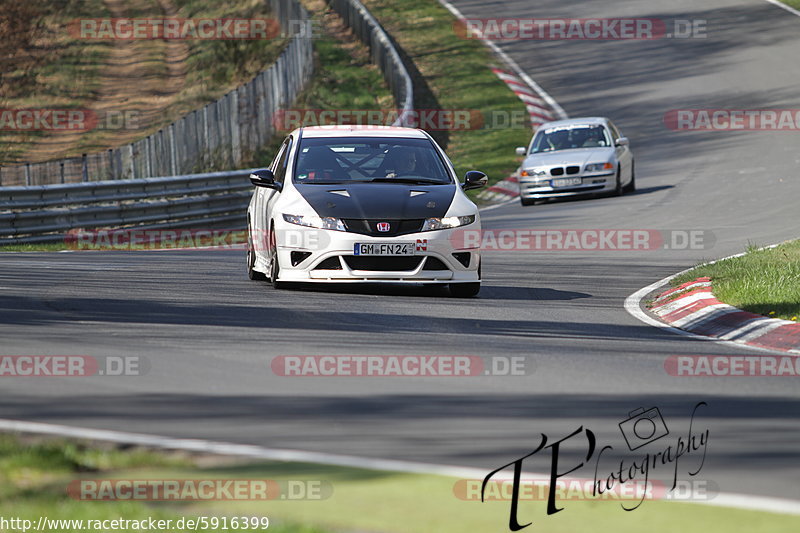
[{"xmin": 481, "ymin": 402, "xmax": 709, "ymax": 530}]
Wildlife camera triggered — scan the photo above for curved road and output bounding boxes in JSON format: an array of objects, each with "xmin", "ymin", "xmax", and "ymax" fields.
[{"xmin": 1, "ymin": 0, "xmax": 799, "ymax": 505}]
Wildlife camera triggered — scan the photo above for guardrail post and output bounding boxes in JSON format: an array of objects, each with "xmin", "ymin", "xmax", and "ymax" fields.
[
  {"xmin": 60, "ymin": 161, "xmax": 65, "ymax": 184},
  {"xmin": 25, "ymin": 163, "xmax": 31, "ymax": 186},
  {"xmin": 81, "ymin": 154, "xmax": 88, "ymax": 182},
  {"xmin": 108, "ymin": 149, "xmax": 114, "ymax": 180},
  {"xmin": 169, "ymin": 123, "xmax": 178, "ymax": 176},
  {"xmin": 231, "ymin": 90, "xmax": 241, "ymax": 167}
]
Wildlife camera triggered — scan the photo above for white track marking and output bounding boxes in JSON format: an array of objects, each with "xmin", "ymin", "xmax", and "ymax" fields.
[
  {"xmin": 764, "ymin": 0, "xmax": 800, "ymax": 17},
  {"xmin": 1, "ymin": 418, "xmax": 799, "ymax": 515},
  {"xmin": 435, "ymin": 0, "xmax": 568, "ymax": 120}
]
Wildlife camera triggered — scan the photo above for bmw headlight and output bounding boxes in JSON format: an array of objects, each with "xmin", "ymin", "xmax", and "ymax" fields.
[
  {"xmin": 421, "ymin": 215, "xmax": 476, "ymax": 232},
  {"xmin": 282, "ymin": 213, "xmax": 346, "ymax": 231},
  {"xmin": 585, "ymin": 162, "xmax": 614, "ymax": 173},
  {"xmin": 520, "ymin": 168, "xmax": 548, "ymax": 178}
]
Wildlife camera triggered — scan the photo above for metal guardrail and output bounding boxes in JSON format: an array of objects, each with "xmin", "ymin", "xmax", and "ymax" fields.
[
  {"xmin": 0, "ymin": 170, "xmax": 256, "ymax": 244},
  {"xmin": 330, "ymin": 0, "xmax": 414, "ymax": 126},
  {"xmin": 0, "ymin": 0, "xmax": 313, "ymax": 187},
  {"xmin": 0, "ymin": 0, "xmax": 417, "ymax": 245}
]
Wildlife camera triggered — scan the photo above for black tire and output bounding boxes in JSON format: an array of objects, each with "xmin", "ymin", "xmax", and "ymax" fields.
[
  {"xmin": 449, "ymin": 282, "xmax": 480, "ymax": 298},
  {"xmin": 623, "ymin": 161, "xmax": 636, "ymax": 193},
  {"xmin": 613, "ymin": 168, "xmax": 623, "ymax": 196},
  {"xmin": 268, "ymin": 225, "xmax": 285, "ymax": 289},
  {"xmin": 247, "ymin": 222, "xmax": 266, "ymax": 281},
  {"xmin": 520, "ymin": 197, "xmax": 536, "ymax": 206}
]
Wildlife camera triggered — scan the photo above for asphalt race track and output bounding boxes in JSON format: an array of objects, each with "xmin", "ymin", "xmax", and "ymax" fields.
[{"xmin": 1, "ymin": 0, "xmax": 799, "ymax": 504}]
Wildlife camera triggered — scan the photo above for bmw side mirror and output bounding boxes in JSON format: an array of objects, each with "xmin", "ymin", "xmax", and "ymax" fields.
[
  {"xmin": 515, "ymin": 146, "xmax": 527, "ymax": 156},
  {"xmin": 615, "ymin": 137, "xmax": 629, "ymax": 147},
  {"xmin": 462, "ymin": 170, "xmax": 488, "ymax": 191},
  {"xmin": 250, "ymin": 169, "xmax": 281, "ymax": 190}
]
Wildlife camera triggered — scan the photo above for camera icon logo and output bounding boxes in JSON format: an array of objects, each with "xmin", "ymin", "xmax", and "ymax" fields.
[{"xmin": 619, "ymin": 407, "xmax": 669, "ymax": 450}]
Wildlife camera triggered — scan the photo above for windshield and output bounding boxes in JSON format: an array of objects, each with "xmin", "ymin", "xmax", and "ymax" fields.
[
  {"xmin": 529, "ymin": 125, "xmax": 611, "ymax": 153},
  {"xmin": 294, "ymin": 137, "xmax": 452, "ymax": 185}
]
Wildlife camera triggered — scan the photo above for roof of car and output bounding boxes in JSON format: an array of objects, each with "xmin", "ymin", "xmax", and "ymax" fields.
[
  {"xmin": 537, "ymin": 117, "xmax": 609, "ymax": 129},
  {"xmin": 298, "ymin": 125, "xmax": 429, "ymax": 139}
]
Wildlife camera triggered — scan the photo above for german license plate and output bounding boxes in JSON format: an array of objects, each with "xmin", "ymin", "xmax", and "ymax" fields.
[
  {"xmin": 353, "ymin": 243, "xmax": 415, "ymax": 256},
  {"xmin": 552, "ymin": 177, "xmax": 582, "ymax": 187}
]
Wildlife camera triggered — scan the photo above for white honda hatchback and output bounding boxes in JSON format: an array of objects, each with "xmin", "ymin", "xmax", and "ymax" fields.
[{"xmin": 246, "ymin": 125, "xmax": 488, "ymax": 297}]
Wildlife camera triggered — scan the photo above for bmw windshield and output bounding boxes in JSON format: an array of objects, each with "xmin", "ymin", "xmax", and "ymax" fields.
[
  {"xmin": 294, "ymin": 137, "xmax": 453, "ymax": 185},
  {"xmin": 529, "ymin": 125, "xmax": 612, "ymax": 153}
]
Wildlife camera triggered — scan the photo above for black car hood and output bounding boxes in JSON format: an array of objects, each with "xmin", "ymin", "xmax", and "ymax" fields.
[{"xmin": 295, "ymin": 182, "xmax": 456, "ymax": 219}]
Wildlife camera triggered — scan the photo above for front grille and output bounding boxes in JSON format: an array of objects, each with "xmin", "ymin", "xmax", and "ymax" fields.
[
  {"xmin": 423, "ymin": 257, "xmax": 449, "ymax": 270},
  {"xmin": 566, "ymin": 166, "xmax": 580, "ymax": 175},
  {"xmin": 291, "ymin": 251, "xmax": 312, "ymax": 266},
  {"xmin": 314, "ymin": 257, "xmax": 342, "ymax": 270},
  {"xmin": 342, "ymin": 219, "xmax": 425, "ymax": 237},
  {"xmin": 550, "ymin": 167, "xmax": 564, "ymax": 176},
  {"xmin": 343, "ymin": 256, "xmax": 423, "ymax": 271},
  {"xmin": 539, "ymin": 184, "xmax": 605, "ymax": 194},
  {"xmin": 451, "ymin": 252, "xmax": 471, "ymax": 268}
]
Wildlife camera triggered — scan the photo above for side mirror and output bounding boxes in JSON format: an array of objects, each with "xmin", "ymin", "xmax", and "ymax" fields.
[
  {"xmin": 515, "ymin": 146, "xmax": 527, "ymax": 156},
  {"xmin": 615, "ymin": 137, "xmax": 629, "ymax": 147},
  {"xmin": 462, "ymin": 170, "xmax": 488, "ymax": 191},
  {"xmin": 249, "ymin": 169, "xmax": 281, "ymax": 190}
]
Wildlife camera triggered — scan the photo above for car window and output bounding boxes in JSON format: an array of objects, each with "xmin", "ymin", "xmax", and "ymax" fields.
[
  {"xmin": 608, "ymin": 122, "xmax": 621, "ymax": 141},
  {"xmin": 294, "ymin": 137, "xmax": 452, "ymax": 185},
  {"xmin": 530, "ymin": 125, "xmax": 612, "ymax": 153},
  {"xmin": 273, "ymin": 137, "xmax": 293, "ymax": 182}
]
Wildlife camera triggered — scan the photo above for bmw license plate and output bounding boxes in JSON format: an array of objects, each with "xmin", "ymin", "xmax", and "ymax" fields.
[
  {"xmin": 354, "ymin": 243, "xmax": 414, "ymax": 256},
  {"xmin": 552, "ymin": 177, "xmax": 582, "ymax": 187}
]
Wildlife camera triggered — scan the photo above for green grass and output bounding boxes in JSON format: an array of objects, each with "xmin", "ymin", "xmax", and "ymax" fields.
[
  {"xmin": 0, "ymin": 0, "xmax": 287, "ymax": 165},
  {"xmin": 2, "ymin": 434, "xmax": 797, "ymax": 533},
  {"xmin": 0, "ymin": 434, "xmax": 324, "ymax": 533},
  {"xmin": 361, "ymin": 0, "xmax": 532, "ymax": 198},
  {"xmin": 781, "ymin": 0, "xmax": 800, "ymax": 9},
  {"xmin": 0, "ymin": 242, "xmax": 68, "ymax": 252},
  {"xmin": 247, "ymin": 0, "xmax": 393, "ymax": 167},
  {"xmin": 672, "ymin": 240, "xmax": 800, "ymax": 321}
]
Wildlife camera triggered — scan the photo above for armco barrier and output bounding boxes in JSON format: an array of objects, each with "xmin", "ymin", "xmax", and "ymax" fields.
[
  {"xmin": 0, "ymin": 0, "xmax": 313, "ymax": 187},
  {"xmin": 330, "ymin": 0, "xmax": 414, "ymax": 126},
  {"xmin": 0, "ymin": 170, "xmax": 256, "ymax": 244}
]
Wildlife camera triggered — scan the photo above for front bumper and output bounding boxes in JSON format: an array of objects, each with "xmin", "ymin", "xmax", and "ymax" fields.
[
  {"xmin": 272, "ymin": 224, "xmax": 481, "ymax": 284},
  {"xmin": 519, "ymin": 174, "xmax": 613, "ymax": 199}
]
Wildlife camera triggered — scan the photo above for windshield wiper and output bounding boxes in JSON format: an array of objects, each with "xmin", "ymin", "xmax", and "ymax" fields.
[{"xmin": 370, "ymin": 177, "xmax": 445, "ymax": 185}]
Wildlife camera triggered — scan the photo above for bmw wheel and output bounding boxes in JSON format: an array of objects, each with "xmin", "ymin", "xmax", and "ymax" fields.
[{"xmin": 623, "ymin": 161, "xmax": 636, "ymax": 193}]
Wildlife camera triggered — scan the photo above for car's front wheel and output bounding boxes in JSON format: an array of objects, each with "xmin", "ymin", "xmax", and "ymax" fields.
[
  {"xmin": 520, "ymin": 197, "xmax": 536, "ymax": 206},
  {"xmin": 613, "ymin": 168, "xmax": 623, "ymax": 196},
  {"xmin": 268, "ymin": 225, "xmax": 285, "ymax": 289},
  {"xmin": 247, "ymin": 221, "xmax": 266, "ymax": 281},
  {"xmin": 623, "ymin": 161, "xmax": 636, "ymax": 193}
]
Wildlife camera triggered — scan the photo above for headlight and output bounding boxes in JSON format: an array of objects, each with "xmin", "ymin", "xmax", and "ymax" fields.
[
  {"xmin": 520, "ymin": 168, "xmax": 548, "ymax": 178},
  {"xmin": 585, "ymin": 162, "xmax": 615, "ymax": 172},
  {"xmin": 282, "ymin": 213, "xmax": 346, "ymax": 231},
  {"xmin": 421, "ymin": 215, "xmax": 476, "ymax": 232}
]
